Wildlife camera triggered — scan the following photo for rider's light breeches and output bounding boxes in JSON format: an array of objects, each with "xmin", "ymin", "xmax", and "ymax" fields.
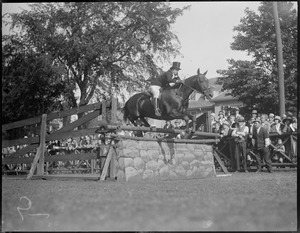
[{"xmin": 149, "ymin": 85, "xmax": 160, "ymax": 98}]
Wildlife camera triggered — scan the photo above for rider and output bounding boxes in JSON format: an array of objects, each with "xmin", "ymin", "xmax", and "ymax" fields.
[{"xmin": 149, "ymin": 62, "xmax": 182, "ymax": 116}]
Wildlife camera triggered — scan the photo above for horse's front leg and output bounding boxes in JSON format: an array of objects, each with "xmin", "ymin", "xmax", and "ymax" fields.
[{"xmin": 140, "ymin": 117, "xmax": 151, "ymax": 127}]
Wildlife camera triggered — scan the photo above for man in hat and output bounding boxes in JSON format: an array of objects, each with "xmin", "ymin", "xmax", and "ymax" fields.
[
  {"xmin": 252, "ymin": 119, "xmax": 272, "ymax": 173},
  {"xmin": 229, "ymin": 114, "xmax": 238, "ymax": 129},
  {"xmin": 220, "ymin": 121, "xmax": 231, "ymax": 138},
  {"xmin": 163, "ymin": 120, "xmax": 174, "ymax": 138},
  {"xmin": 248, "ymin": 117, "xmax": 255, "ymax": 138},
  {"xmin": 232, "ymin": 116, "xmax": 249, "ymax": 172},
  {"xmin": 149, "ymin": 62, "xmax": 182, "ymax": 116}
]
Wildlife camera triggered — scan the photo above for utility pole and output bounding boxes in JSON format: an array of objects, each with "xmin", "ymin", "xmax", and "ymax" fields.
[{"xmin": 272, "ymin": 2, "xmax": 285, "ymax": 117}]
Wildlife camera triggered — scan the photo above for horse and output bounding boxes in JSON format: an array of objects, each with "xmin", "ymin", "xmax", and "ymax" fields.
[{"xmin": 123, "ymin": 68, "xmax": 213, "ymax": 130}]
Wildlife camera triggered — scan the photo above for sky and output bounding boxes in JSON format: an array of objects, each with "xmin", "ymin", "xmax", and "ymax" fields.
[
  {"xmin": 168, "ymin": 1, "xmax": 262, "ymax": 78},
  {"xmin": 2, "ymin": 2, "xmax": 262, "ymax": 78}
]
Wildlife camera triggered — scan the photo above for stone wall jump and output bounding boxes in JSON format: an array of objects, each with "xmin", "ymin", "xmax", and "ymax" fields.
[{"xmin": 115, "ymin": 139, "xmax": 216, "ymax": 181}]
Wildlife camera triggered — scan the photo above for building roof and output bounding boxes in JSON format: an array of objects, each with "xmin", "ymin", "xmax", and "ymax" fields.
[
  {"xmin": 188, "ymin": 97, "xmax": 214, "ymax": 110},
  {"xmin": 211, "ymin": 91, "xmax": 238, "ymax": 102}
]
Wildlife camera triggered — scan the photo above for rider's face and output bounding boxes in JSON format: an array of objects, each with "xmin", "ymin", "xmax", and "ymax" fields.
[{"xmin": 171, "ymin": 69, "xmax": 179, "ymax": 75}]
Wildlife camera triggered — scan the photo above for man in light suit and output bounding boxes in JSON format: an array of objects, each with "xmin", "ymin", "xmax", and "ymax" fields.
[{"xmin": 252, "ymin": 118, "xmax": 273, "ymax": 173}]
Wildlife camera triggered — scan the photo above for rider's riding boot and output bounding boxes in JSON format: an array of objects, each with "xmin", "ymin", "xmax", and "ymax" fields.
[{"xmin": 153, "ymin": 98, "xmax": 161, "ymax": 116}]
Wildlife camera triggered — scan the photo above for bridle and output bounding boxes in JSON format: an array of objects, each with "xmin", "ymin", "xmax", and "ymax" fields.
[{"xmin": 178, "ymin": 77, "xmax": 210, "ymax": 100}]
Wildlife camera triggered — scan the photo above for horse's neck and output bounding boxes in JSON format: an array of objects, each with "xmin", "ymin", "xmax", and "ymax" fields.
[{"xmin": 180, "ymin": 80, "xmax": 195, "ymax": 101}]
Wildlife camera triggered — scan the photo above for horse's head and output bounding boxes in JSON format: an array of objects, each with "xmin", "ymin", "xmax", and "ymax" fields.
[{"xmin": 195, "ymin": 69, "xmax": 213, "ymax": 100}]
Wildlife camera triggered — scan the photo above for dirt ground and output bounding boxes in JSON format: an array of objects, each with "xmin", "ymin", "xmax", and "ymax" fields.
[{"xmin": 1, "ymin": 171, "xmax": 297, "ymax": 231}]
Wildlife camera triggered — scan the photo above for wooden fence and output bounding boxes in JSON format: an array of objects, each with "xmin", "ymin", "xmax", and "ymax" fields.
[
  {"xmin": 2, "ymin": 98, "xmax": 224, "ymax": 179},
  {"xmin": 214, "ymin": 132, "xmax": 298, "ymax": 171},
  {"xmin": 3, "ymin": 97, "xmax": 296, "ymax": 178},
  {"xmin": 2, "ymin": 98, "xmax": 117, "ymax": 179}
]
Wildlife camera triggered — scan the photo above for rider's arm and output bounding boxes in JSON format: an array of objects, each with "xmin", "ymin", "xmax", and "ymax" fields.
[{"xmin": 164, "ymin": 71, "xmax": 175, "ymax": 83}]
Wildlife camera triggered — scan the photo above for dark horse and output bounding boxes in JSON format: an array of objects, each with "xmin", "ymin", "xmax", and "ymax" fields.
[{"xmin": 123, "ymin": 68, "xmax": 213, "ymax": 130}]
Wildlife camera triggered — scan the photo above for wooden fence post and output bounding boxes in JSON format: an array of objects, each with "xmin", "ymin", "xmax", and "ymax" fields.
[
  {"xmin": 102, "ymin": 100, "xmax": 107, "ymax": 123},
  {"xmin": 37, "ymin": 114, "xmax": 47, "ymax": 175},
  {"xmin": 100, "ymin": 143, "xmax": 113, "ymax": 181},
  {"xmin": 27, "ymin": 114, "xmax": 47, "ymax": 179},
  {"xmin": 111, "ymin": 97, "xmax": 117, "ymax": 123},
  {"xmin": 207, "ymin": 111, "xmax": 212, "ymax": 132},
  {"xmin": 192, "ymin": 115, "xmax": 196, "ymax": 131},
  {"xmin": 213, "ymin": 148, "xmax": 229, "ymax": 174},
  {"xmin": 291, "ymin": 135, "xmax": 297, "ymax": 159},
  {"xmin": 109, "ymin": 146, "xmax": 116, "ymax": 179}
]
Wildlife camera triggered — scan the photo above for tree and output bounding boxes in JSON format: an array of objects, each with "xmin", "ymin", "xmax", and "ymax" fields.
[
  {"xmin": 2, "ymin": 36, "xmax": 66, "ymax": 138},
  {"xmin": 217, "ymin": 59, "xmax": 280, "ymax": 117},
  {"xmin": 2, "ymin": 37, "xmax": 65, "ymax": 123},
  {"xmin": 7, "ymin": 2, "xmax": 189, "ymax": 111},
  {"xmin": 217, "ymin": 2, "xmax": 297, "ymax": 116}
]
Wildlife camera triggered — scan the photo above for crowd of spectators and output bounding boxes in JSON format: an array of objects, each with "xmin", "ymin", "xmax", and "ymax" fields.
[
  {"xmin": 212, "ymin": 108, "xmax": 297, "ymax": 172},
  {"xmin": 47, "ymin": 134, "xmax": 110, "ymax": 155},
  {"xmin": 212, "ymin": 109, "xmax": 297, "ymax": 136}
]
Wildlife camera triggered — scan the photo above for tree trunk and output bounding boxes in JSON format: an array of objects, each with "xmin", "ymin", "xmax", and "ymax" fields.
[{"xmin": 272, "ymin": 2, "xmax": 286, "ymax": 117}]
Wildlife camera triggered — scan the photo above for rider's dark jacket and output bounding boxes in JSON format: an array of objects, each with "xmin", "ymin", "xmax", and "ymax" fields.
[{"xmin": 150, "ymin": 70, "xmax": 180, "ymax": 88}]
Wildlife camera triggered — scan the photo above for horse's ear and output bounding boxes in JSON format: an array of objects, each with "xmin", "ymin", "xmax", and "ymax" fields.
[
  {"xmin": 197, "ymin": 68, "xmax": 200, "ymax": 75},
  {"xmin": 203, "ymin": 70, "xmax": 208, "ymax": 76}
]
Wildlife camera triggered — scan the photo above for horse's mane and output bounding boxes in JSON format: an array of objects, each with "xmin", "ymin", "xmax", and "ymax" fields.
[
  {"xmin": 183, "ymin": 75, "xmax": 198, "ymax": 85},
  {"xmin": 163, "ymin": 75, "xmax": 198, "ymax": 93}
]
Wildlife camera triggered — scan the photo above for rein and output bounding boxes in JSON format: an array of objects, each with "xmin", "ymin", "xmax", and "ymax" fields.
[
  {"xmin": 180, "ymin": 81, "xmax": 201, "ymax": 93},
  {"xmin": 178, "ymin": 80, "xmax": 207, "ymax": 102}
]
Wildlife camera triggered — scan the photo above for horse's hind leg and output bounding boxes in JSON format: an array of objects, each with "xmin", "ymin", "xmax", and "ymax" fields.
[
  {"xmin": 128, "ymin": 116, "xmax": 138, "ymax": 126},
  {"xmin": 140, "ymin": 117, "xmax": 151, "ymax": 127}
]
